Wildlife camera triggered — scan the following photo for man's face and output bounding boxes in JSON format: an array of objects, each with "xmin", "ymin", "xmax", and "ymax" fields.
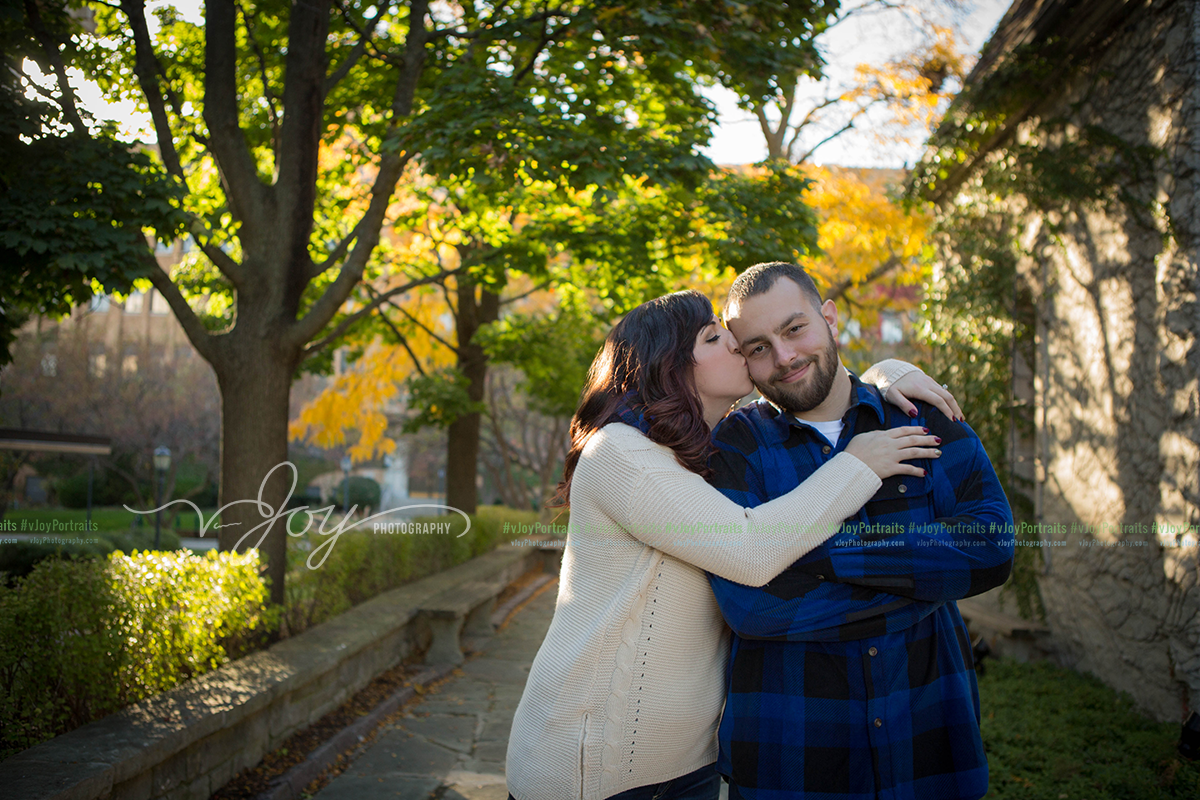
[{"xmin": 725, "ymin": 279, "xmax": 841, "ymax": 414}]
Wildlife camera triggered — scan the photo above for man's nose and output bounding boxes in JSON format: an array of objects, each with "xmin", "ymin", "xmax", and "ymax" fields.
[{"xmin": 773, "ymin": 340, "xmax": 796, "ymax": 370}]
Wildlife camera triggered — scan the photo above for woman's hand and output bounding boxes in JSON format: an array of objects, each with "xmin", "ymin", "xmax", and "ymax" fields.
[
  {"xmin": 844, "ymin": 427, "xmax": 942, "ymax": 479},
  {"xmin": 885, "ymin": 371, "xmax": 964, "ymax": 422}
]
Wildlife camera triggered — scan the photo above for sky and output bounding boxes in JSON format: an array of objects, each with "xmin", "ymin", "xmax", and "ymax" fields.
[
  {"xmin": 702, "ymin": 0, "xmax": 1014, "ymax": 167},
  {"xmin": 67, "ymin": 0, "xmax": 1015, "ymax": 169}
]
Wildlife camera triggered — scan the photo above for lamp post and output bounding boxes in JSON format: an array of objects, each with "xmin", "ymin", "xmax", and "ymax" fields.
[
  {"xmin": 340, "ymin": 455, "xmax": 352, "ymax": 515},
  {"xmin": 153, "ymin": 446, "xmax": 171, "ymax": 548}
]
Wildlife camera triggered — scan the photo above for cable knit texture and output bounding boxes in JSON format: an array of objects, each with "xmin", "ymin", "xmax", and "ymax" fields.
[
  {"xmin": 860, "ymin": 358, "xmax": 921, "ymax": 404},
  {"xmin": 505, "ymin": 425, "xmax": 884, "ymax": 800}
]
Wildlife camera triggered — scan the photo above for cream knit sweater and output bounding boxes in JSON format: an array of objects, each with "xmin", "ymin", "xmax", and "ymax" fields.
[{"xmin": 505, "ymin": 360, "xmax": 918, "ymax": 800}]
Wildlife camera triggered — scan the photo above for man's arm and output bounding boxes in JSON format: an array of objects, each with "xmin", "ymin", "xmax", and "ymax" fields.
[
  {"xmin": 706, "ymin": 413, "xmax": 930, "ymax": 641},
  {"xmin": 790, "ymin": 408, "xmax": 1015, "ymax": 601}
]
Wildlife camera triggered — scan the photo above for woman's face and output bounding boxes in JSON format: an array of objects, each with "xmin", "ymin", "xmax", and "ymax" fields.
[{"xmin": 692, "ymin": 316, "xmax": 753, "ymax": 413}]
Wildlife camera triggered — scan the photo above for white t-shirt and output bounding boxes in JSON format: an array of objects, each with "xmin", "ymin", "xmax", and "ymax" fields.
[{"xmin": 806, "ymin": 417, "xmax": 846, "ymax": 448}]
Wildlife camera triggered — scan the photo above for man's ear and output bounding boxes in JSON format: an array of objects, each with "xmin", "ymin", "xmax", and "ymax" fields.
[{"xmin": 820, "ymin": 299, "xmax": 839, "ymax": 338}]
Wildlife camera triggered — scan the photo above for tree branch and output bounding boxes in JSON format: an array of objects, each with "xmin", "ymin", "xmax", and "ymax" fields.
[
  {"xmin": 362, "ymin": 285, "xmax": 427, "ymax": 377},
  {"xmin": 387, "ymin": 297, "xmax": 460, "ymax": 355},
  {"xmin": 310, "ymin": 216, "xmax": 366, "ymax": 279},
  {"xmin": 237, "ymin": 0, "xmax": 283, "ymax": 158},
  {"xmin": 825, "ymin": 254, "xmax": 902, "ymax": 303},
  {"xmin": 326, "ymin": 1, "xmax": 392, "ymax": 93},
  {"xmin": 142, "ymin": 256, "xmax": 222, "ymax": 364},
  {"xmin": 119, "ymin": 0, "xmax": 187, "ymax": 181},
  {"xmin": 204, "ymin": 0, "xmax": 270, "ymax": 234},
  {"xmin": 298, "ymin": 268, "xmax": 461, "ymax": 358},
  {"xmin": 500, "ymin": 279, "xmax": 554, "ymax": 306},
  {"xmin": 23, "ymin": 0, "xmax": 87, "ymax": 135}
]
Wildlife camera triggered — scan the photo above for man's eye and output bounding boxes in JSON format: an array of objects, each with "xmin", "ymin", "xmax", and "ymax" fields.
[
  {"xmin": 788, "ymin": 325, "xmax": 804, "ymax": 335},
  {"xmin": 749, "ymin": 345, "xmax": 766, "ymax": 356}
]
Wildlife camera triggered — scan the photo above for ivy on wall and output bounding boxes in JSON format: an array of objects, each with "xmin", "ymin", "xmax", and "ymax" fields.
[{"xmin": 907, "ymin": 36, "xmax": 1164, "ymax": 620}]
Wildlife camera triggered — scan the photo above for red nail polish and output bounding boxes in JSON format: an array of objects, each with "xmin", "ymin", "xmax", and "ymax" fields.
[
  {"xmin": 921, "ymin": 469, "xmax": 926, "ymax": 477},
  {"xmin": 935, "ymin": 437, "xmax": 942, "ymax": 444},
  {"xmin": 922, "ymin": 427, "xmax": 929, "ymax": 434},
  {"xmin": 908, "ymin": 410, "xmax": 917, "ymax": 418}
]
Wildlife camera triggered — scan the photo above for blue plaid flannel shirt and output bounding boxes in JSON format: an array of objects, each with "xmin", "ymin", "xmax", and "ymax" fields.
[{"xmin": 707, "ymin": 375, "xmax": 1014, "ymax": 800}]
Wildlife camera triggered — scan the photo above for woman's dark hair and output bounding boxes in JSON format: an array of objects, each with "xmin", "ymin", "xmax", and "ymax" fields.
[{"xmin": 552, "ymin": 290, "xmax": 716, "ymax": 507}]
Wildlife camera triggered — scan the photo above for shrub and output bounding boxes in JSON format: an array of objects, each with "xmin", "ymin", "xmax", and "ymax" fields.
[
  {"xmin": 0, "ymin": 526, "xmax": 182, "ymax": 585},
  {"xmin": 328, "ymin": 475, "xmax": 381, "ymax": 511},
  {"xmin": 282, "ymin": 505, "xmax": 538, "ymax": 634},
  {"xmin": 0, "ymin": 549, "xmax": 278, "ymax": 759},
  {"xmin": 55, "ymin": 468, "xmax": 134, "ymax": 509},
  {"xmin": 979, "ymin": 658, "xmax": 1200, "ymax": 798}
]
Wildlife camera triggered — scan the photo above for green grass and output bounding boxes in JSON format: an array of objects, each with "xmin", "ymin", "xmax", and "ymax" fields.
[{"xmin": 979, "ymin": 659, "xmax": 1200, "ymax": 798}]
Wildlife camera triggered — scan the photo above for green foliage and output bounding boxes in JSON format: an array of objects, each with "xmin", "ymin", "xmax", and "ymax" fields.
[
  {"xmin": 0, "ymin": 548, "xmax": 277, "ymax": 758},
  {"xmin": 0, "ymin": 2, "xmax": 188, "ymax": 367},
  {"xmin": 55, "ymin": 466, "xmax": 136, "ymax": 508},
  {"xmin": 477, "ymin": 309, "xmax": 604, "ymax": 418},
  {"xmin": 909, "ymin": 35, "xmax": 1165, "ymax": 622},
  {"xmin": 702, "ymin": 162, "xmax": 821, "ymax": 269},
  {"xmin": 401, "ymin": 368, "xmax": 488, "ymax": 433},
  {"xmin": 283, "ymin": 505, "xmax": 536, "ymax": 634},
  {"xmin": 978, "ymin": 659, "xmax": 1200, "ymax": 798},
  {"xmin": 0, "ymin": 514, "xmax": 183, "ymax": 585},
  {"xmin": 330, "ymin": 475, "xmax": 382, "ymax": 511}
]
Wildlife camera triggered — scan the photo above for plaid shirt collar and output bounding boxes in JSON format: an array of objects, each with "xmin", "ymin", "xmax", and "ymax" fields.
[{"xmin": 756, "ymin": 369, "xmax": 887, "ymax": 443}]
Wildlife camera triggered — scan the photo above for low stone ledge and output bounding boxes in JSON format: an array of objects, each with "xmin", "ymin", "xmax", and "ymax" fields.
[{"xmin": 0, "ymin": 544, "xmax": 544, "ymax": 800}]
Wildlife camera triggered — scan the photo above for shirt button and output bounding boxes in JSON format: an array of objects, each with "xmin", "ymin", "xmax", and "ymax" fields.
[
  {"xmin": 868, "ymin": 646, "xmax": 878, "ymax": 656},
  {"xmin": 874, "ymin": 718, "xmax": 883, "ymax": 728},
  {"xmin": 898, "ymin": 485, "xmax": 908, "ymax": 493},
  {"xmin": 822, "ymin": 445, "xmax": 831, "ymax": 454}
]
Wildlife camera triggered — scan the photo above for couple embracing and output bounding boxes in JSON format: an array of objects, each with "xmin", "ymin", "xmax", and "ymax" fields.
[{"xmin": 505, "ymin": 262, "xmax": 1015, "ymax": 800}]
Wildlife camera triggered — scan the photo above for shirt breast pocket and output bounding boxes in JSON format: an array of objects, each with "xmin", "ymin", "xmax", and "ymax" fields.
[{"xmin": 862, "ymin": 472, "xmax": 933, "ymax": 540}]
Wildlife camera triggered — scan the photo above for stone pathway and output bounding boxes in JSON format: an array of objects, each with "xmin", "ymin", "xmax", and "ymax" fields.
[{"xmin": 312, "ymin": 583, "xmax": 557, "ymax": 800}]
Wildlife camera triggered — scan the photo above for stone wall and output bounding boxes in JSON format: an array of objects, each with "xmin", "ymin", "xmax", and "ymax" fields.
[{"xmin": 971, "ymin": 0, "xmax": 1200, "ymax": 722}]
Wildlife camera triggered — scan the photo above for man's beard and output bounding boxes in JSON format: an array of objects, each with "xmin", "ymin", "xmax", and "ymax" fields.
[{"xmin": 757, "ymin": 328, "xmax": 839, "ymax": 413}]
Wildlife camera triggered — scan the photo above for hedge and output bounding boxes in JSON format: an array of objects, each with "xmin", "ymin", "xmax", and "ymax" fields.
[
  {"xmin": 282, "ymin": 505, "xmax": 540, "ymax": 634},
  {"xmin": 0, "ymin": 549, "xmax": 276, "ymax": 759}
]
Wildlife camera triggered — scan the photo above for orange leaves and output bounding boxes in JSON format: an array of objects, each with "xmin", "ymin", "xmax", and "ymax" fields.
[
  {"xmin": 800, "ymin": 165, "xmax": 931, "ymax": 328},
  {"xmin": 288, "ymin": 292, "xmax": 454, "ymax": 463}
]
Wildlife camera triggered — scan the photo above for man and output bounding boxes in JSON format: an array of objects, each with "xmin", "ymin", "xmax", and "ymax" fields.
[{"xmin": 707, "ymin": 262, "xmax": 1015, "ymax": 800}]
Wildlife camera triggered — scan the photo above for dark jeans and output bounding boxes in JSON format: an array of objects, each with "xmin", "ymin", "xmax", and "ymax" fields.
[{"xmin": 508, "ymin": 762, "xmax": 721, "ymax": 800}]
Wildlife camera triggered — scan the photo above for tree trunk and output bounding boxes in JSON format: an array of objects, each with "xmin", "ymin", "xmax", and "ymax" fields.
[
  {"xmin": 213, "ymin": 338, "xmax": 298, "ymax": 607},
  {"xmin": 445, "ymin": 280, "xmax": 500, "ymax": 515}
]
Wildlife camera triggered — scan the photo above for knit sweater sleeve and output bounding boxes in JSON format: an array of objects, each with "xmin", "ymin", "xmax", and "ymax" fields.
[
  {"xmin": 573, "ymin": 424, "xmax": 882, "ymax": 587},
  {"xmin": 860, "ymin": 358, "xmax": 923, "ymax": 404}
]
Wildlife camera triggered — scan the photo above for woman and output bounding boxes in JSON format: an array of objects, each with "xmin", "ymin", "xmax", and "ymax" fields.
[{"xmin": 506, "ymin": 290, "xmax": 956, "ymax": 800}]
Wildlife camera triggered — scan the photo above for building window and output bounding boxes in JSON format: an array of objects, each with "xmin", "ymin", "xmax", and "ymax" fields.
[
  {"xmin": 89, "ymin": 346, "xmax": 107, "ymax": 378},
  {"xmin": 122, "ymin": 345, "xmax": 138, "ymax": 375},
  {"xmin": 150, "ymin": 290, "xmax": 169, "ymax": 315},
  {"xmin": 125, "ymin": 290, "xmax": 145, "ymax": 314},
  {"xmin": 89, "ymin": 294, "xmax": 111, "ymax": 313}
]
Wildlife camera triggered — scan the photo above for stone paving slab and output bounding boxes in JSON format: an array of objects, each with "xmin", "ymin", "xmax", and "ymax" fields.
[
  {"xmin": 312, "ymin": 582, "xmax": 730, "ymax": 800},
  {"xmin": 313, "ymin": 586, "xmax": 556, "ymax": 800}
]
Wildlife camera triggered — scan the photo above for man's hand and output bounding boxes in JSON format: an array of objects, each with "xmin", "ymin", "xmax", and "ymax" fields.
[{"xmin": 885, "ymin": 372, "xmax": 964, "ymax": 422}]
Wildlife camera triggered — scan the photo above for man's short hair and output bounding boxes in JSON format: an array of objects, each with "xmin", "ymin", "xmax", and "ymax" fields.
[{"xmin": 724, "ymin": 262, "xmax": 824, "ymax": 319}]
